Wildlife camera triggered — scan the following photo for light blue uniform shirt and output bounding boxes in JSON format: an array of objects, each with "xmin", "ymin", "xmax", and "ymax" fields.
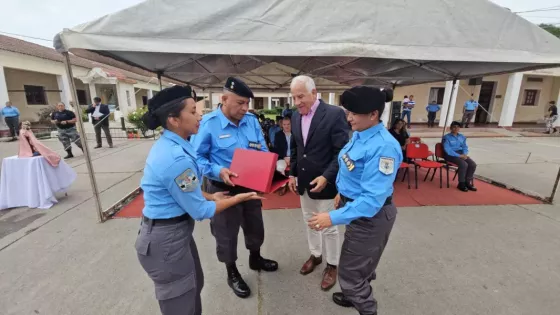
[
  {"xmin": 330, "ymin": 123, "xmax": 403, "ymax": 226},
  {"xmin": 285, "ymin": 133, "xmax": 291, "ymax": 156},
  {"xmin": 141, "ymin": 130, "xmax": 216, "ymax": 220},
  {"xmin": 269, "ymin": 125, "xmax": 281, "ymax": 145},
  {"xmin": 191, "ymin": 108, "xmax": 268, "ymax": 182},
  {"xmin": 464, "ymin": 100, "xmax": 478, "ymax": 111},
  {"xmin": 426, "ymin": 104, "xmax": 440, "ymax": 112},
  {"xmin": 1, "ymin": 106, "xmax": 20, "ymax": 117},
  {"xmin": 442, "ymin": 133, "xmax": 469, "ymax": 157}
]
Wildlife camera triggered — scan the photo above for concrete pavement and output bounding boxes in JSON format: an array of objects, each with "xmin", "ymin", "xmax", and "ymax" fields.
[{"xmin": 0, "ymin": 136, "xmax": 559, "ymax": 315}]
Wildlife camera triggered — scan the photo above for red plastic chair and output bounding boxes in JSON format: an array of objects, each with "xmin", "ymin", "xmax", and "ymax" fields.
[
  {"xmin": 409, "ymin": 137, "xmax": 421, "ymax": 143},
  {"xmin": 434, "ymin": 143, "xmax": 458, "ymax": 187},
  {"xmin": 397, "ymin": 162, "xmax": 411, "ymax": 189},
  {"xmin": 406, "ymin": 143, "xmax": 444, "ymax": 189}
]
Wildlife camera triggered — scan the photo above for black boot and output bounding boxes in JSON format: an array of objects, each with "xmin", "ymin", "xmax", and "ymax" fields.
[
  {"xmin": 226, "ymin": 263, "xmax": 251, "ymax": 298},
  {"xmin": 332, "ymin": 292, "xmax": 354, "ymax": 308},
  {"xmin": 466, "ymin": 181, "xmax": 478, "ymax": 191},
  {"xmin": 249, "ymin": 250, "xmax": 278, "ymax": 272},
  {"xmin": 64, "ymin": 149, "xmax": 74, "ymax": 159},
  {"xmin": 457, "ymin": 182, "xmax": 469, "ymax": 192}
]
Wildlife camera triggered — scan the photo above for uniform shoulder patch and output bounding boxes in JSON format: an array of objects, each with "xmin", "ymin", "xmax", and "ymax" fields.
[
  {"xmin": 379, "ymin": 157, "xmax": 395, "ymax": 175},
  {"xmin": 175, "ymin": 169, "xmax": 199, "ymax": 192}
]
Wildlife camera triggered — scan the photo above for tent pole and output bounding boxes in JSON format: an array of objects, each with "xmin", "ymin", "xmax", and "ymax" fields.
[
  {"xmin": 441, "ymin": 78, "xmax": 458, "ymax": 139},
  {"xmin": 157, "ymin": 72, "xmax": 163, "ymax": 90},
  {"xmin": 62, "ymin": 52, "xmax": 104, "ymax": 222},
  {"xmin": 549, "ymin": 166, "xmax": 560, "ymax": 203}
]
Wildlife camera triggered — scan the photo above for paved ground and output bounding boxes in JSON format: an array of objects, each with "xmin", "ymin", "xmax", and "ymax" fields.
[{"xmin": 0, "ymin": 134, "xmax": 559, "ymax": 315}]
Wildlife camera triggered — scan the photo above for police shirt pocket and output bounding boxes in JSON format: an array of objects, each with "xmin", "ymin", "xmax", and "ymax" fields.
[{"xmin": 217, "ymin": 136, "xmax": 237, "ymax": 148}]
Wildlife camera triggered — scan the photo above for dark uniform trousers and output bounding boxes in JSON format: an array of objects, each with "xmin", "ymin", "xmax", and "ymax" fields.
[
  {"xmin": 427, "ymin": 112, "xmax": 437, "ymax": 127},
  {"xmin": 135, "ymin": 217, "xmax": 204, "ymax": 315},
  {"xmin": 338, "ymin": 198, "xmax": 397, "ymax": 315},
  {"xmin": 444, "ymin": 154, "xmax": 477, "ymax": 183},
  {"xmin": 4, "ymin": 116, "xmax": 19, "ymax": 138},
  {"xmin": 206, "ymin": 181, "xmax": 265, "ymax": 264},
  {"xmin": 461, "ymin": 110, "xmax": 475, "ymax": 127}
]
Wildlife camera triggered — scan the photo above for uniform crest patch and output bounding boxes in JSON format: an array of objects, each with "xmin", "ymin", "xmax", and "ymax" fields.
[
  {"xmin": 379, "ymin": 157, "xmax": 395, "ymax": 175},
  {"xmin": 342, "ymin": 153, "xmax": 355, "ymax": 171},
  {"xmin": 175, "ymin": 169, "xmax": 199, "ymax": 192},
  {"xmin": 248, "ymin": 141, "xmax": 262, "ymax": 150}
]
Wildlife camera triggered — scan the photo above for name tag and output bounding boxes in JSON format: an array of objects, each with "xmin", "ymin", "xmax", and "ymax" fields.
[
  {"xmin": 219, "ymin": 134, "xmax": 231, "ymax": 139},
  {"xmin": 248, "ymin": 141, "xmax": 262, "ymax": 150},
  {"xmin": 342, "ymin": 153, "xmax": 355, "ymax": 171}
]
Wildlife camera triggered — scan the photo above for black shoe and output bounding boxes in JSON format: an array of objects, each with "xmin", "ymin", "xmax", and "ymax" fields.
[
  {"xmin": 249, "ymin": 252, "xmax": 278, "ymax": 272},
  {"xmin": 466, "ymin": 184, "xmax": 478, "ymax": 191},
  {"xmin": 94, "ymin": 145, "xmax": 102, "ymax": 149},
  {"xmin": 226, "ymin": 264, "xmax": 251, "ymax": 298},
  {"xmin": 457, "ymin": 183, "xmax": 469, "ymax": 192},
  {"xmin": 332, "ymin": 292, "xmax": 354, "ymax": 308},
  {"xmin": 64, "ymin": 150, "xmax": 74, "ymax": 159}
]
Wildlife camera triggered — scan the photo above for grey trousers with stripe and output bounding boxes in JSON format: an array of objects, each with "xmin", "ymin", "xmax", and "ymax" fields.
[
  {"xmin": 135, "ymin": 218, "xmax": 204, "ymax": 315},
  {"xmin": 338, "ymin": 201, "xmax": 397, "ymax": 315}
]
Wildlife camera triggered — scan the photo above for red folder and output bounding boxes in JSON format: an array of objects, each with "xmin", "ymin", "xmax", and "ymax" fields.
[{"xmin": 229, "ymin": 149, "xmax": 290, "ymax": 193}]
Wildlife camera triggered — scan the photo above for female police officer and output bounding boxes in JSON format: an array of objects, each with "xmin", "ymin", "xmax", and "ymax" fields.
[
  {"xmin": 135, "ymin": 85, "xmax": 262, "ymax": 315},
  {"xmin": 308, "ymin": 86, "xmax": 402, "ymax": 315}
]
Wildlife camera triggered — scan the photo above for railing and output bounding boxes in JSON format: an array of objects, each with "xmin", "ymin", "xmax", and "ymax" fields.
[{"xmin": 28, "ymin": 127, "xmax": 158, "ymax": 140}]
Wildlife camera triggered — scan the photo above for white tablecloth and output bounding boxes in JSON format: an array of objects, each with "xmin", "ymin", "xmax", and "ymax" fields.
[{"xmin": 0, "ymin": 156, "xmax": 77, "ymax": 210}]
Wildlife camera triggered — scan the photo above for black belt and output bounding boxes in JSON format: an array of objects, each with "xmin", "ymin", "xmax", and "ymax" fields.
[
  {"xmin": 340, "ymin": 194, "xmax": 392, "ymax": 206},
  {"xmin": 209, "ymin": 180, "xmax": 254, "ymax": 195},
  {"xmin": 142, "ymin": 213, "xmax": 190, "ymax": 226}
]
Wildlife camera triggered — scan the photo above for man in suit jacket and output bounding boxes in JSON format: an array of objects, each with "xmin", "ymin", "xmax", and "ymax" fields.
[
  {"xmin": 288, "ymin": 75, "xmax": 349, "ymax": 291},
  {"xmin": 86, "ymin": 96, "xmax": 113, "ymax": 148}
]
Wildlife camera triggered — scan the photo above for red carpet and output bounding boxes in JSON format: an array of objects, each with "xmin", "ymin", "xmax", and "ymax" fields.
[{"xmin": 114, "ymin": 169, "xmax": 541, "ymax": 218}]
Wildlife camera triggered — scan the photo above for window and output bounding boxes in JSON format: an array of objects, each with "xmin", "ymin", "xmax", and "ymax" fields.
[
  {"xmin": 142, "ymin": 96, "xmax": 148, "ymax": 106},
  {"xmin": 526, "ymin": 77, "xmax": 544, "ymax": 83},
  {"xmin": 522, "ymin": 89, "xmax": 539, "ymax": 106},
  {"xmin": 24, "ymin": 85, "xmax": 47, "ymax": 105},
  {"xmin": 429, "ymin": 87, "xmax": 445, "ymax": 104},
  {"xmin": 76, "ymin": 89, "xmax": 88, "ymax": 105}
]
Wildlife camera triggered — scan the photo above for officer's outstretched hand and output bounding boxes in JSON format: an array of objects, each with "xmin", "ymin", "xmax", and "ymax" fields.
[
  {"xmin": 212, "ymin": 191, "xmax": 231, "ymax": 201},
  {"xmin": 334, "ymin": 194, "xmax": 341, "ymax": 209},
  {"xmin": 288, "ymin": 177, "xmax": 297, "ymax": 194},
  {"xmin": 219, "ymin": 168, "xmax": 238, "ymax": 186},
  {"xmin": 235, "ymin": 192, "xmax": 265, "ymax": 202},
  {"xmin": 309, "ymin": 176, "xmax": 327, "ymax": 193}
]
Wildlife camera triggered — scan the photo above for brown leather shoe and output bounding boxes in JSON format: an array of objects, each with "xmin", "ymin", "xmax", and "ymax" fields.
[
  {"xmin": 321, "ymin": 264, "xmax": 337, "ymax": 291},
  {"xmin": 300, "ymin": 255, "xmax": 322, "ymax": 275}
]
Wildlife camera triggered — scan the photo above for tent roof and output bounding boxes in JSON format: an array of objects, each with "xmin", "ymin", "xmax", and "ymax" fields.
[{"xmin": 54, "ymin": 0, "xmax": 560, "ymax": 91}]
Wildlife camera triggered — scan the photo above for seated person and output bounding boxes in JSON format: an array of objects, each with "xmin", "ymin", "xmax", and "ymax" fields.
[
  {"xmin": 443, "ymin": 121, "xmax": 477, "ymax": 192},
  {"xmin": 273, "ymin": 116, "xmax": 292, "ymax": 195},
  {"xmin": 389, "ymin": 118, "xmax": 409, "ymax": 160}
]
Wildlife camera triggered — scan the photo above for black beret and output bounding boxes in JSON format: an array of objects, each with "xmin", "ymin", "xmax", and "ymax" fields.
[
  {"xmin": 450, "ymin": 121, "xmax": 461, "ymax": 127},
  {"xmin": 224, "ymin": 77, "xmax": 254, "ymax": 99},
  {"xmin": 340, "ymin": 86, "xmax": 393, "ymax": 114},
  {"xmin": 148, "ymin": 85, "xmax": 195, "ymax": 113}
]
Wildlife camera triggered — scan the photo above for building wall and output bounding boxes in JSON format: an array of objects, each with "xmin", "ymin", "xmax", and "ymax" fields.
[
  {"xmin": 4, "ymin": 67, "xmax": 61, "ymax": 121},
  {"xmin": 135, "ymin": 88, "xmax": 148, "ymax": 108},
  {"xmin": 514, "ymin": 75, "xmax": 554, "ymax": 122}
]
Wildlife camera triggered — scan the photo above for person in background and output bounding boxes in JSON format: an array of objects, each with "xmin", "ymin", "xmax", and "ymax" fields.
[
  {"xmin": 86, "ymin": 97, "xmax": 113, "ymax": 148},
  {"xmin": 401, "ymin": 95, "xmax": 415, "ymax": 126},
  {"xmin": 308, "ymin": 86, "xmax": 401, "ymax": 314},
  {"xmin": 51, "ymin": 102, "xmax": 83, "ymax": 159},
  {"xmin": 273, "ymin": 116, "xmax": 292, "ymax": 195},
  {"xmin": 282, "ymin": 103, "xmax": 292, "ymax": 117},
  {"xmin": 389, "ymin": 118, "xmax": 410, "ymax": 161},
  {"xmin": 443, "ymin": 121, "xmax": 477, "ymax": 192},
  {"xmin": 268, "ymin": 116, "xmax": 282, "ymax": 149},
  {"xmin": 289, "ymin": 75, "xmax": 349, "ymax": 292},
  {"xmin": 136, "ymin": 85, "xmax": 262, "ymax": 315},
  {"xmin": 2, "ymin": 101, "xmax": 20, "ymax": 141},
  {"xmin": 426, "ymin": 100, "xmax": 440, "ymax": 128},
  {"xmin": 544, "ymin": 101, "xmax": 558, "ymax": 134},
  {"xmin": 461, "ymin": 95, "xmax": 479, "ymax": 128}
]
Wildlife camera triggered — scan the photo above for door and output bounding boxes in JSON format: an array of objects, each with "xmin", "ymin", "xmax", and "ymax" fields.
[{"xmin": 475, "ymin": 81, "xmax": 495, "ymax": 124}]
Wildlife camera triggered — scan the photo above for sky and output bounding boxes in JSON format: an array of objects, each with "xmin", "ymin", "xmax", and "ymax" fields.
[{"xmin": 0, "ymin": 0, "xmax": 559, "ymax": 47}]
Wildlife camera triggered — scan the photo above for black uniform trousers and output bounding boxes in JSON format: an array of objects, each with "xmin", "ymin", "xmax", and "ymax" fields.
[
  {"xmin": 135, "ymin": 216, "xmax": 204, "ymax": 315},
  {"xmin": 338, "ymin": 196, "xmax": 397, "ymax": 315},
  {"xmin": 445, "ymin": 154, "xmax": 477, "ymax": 184},
  {"xmin": 206, "ymin": 181, "xmax": 265, "ymax": 264},
  {"xmin": 427, "ymin": 112, "xmax": 437, "ymax": 127},
  {"xmin": 4, "ymin": 116, "xmax": 19, "ymax": 138}
]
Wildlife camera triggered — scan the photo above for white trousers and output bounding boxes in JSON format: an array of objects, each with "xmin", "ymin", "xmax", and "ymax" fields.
[
  {"xmin": 300, "ymin": 191, "xmax": 340, "ymax": 265},
  {"xmin": 276, "ymin": 160, "xmax": 287, "ymax": 173}
]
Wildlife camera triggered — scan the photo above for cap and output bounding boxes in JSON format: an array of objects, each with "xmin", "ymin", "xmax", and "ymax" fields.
[
  {"xmin": 450, "ymin": 121, "xmax": 461, "ymax": 127},
  {"xmin": 148, "ymin": 85, "xmax": 195, "ymax": 113},
  {"xmin": 224, "ymin": 77, "xmax": 254, "ymax": 99},
  {"xmin": 340, "ymin": 86, "xmax": 393, "ymax": 114}
]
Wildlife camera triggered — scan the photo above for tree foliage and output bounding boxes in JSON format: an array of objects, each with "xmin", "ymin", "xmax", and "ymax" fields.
[{"xmin": 539, "ymin": 24, "xmax": 560, "ymax": 38}]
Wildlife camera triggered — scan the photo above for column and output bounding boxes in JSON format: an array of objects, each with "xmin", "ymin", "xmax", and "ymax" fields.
[
  {"xmin": 268, "ymin": 96, "xmax": 272, "ymax": 110},
  {"xmin": 499, "ymin": 73, "xmax": 523, "ymax": 127},
  {"xmin": 208, "ymin": 91, "xmax": 215, "ymax": 109},
  {"xmin": 147, "ymin": 89, "xmax": 153, "ymax": 99},
  {"xmin": 382, "ymin": 102, "xmax": 391, "ymax": 127},
  {"xmin": 329, "ymin": 92, "xmax": 335, "ymax": 104},
  {"xmin": 439, "ymin": 80, "xmax": 460, "ymax": 127},
  {"xmin": 288, "ymin": 93, "xmax": 292, "ymax": 106},
  {"xmin": 249, "ymin": 98, "xmax": 254, "ymax": 109},
  {"xmin": 88, "ymin": 83, "xmax": 97, "ymax": 103},
  {"xmin": 56, "ymin": 74, "xmax": 72, "ymax": 109},
  {"xmin": 0, "ymin": 66, "xmax": 8, "ymax": 131},
  {"xmin": 317, "ymin": 92, "xmax": 322, "ymax": 100}
]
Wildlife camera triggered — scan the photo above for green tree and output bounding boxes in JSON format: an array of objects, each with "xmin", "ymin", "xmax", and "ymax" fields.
[{"xmin": 539, "ymin": 23, "xmax": 560, "ymax": 38}]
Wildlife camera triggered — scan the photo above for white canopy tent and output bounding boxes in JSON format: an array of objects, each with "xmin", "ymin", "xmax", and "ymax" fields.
[{"xmin": 54, "ymin": 0, "xmax": 560, "ymax": 220}]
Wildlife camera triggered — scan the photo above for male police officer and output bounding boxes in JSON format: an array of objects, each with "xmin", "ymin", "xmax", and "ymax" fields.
[
  {"xmin": 51, "ymin": 102, "xmax": 83, "ymax": 159},
  {"xmin": 191, "ymin": 77, "xmax": 278, "ymax": 298}
]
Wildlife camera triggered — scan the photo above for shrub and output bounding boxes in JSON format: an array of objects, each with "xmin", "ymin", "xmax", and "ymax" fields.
[
  {"xmin": 36, "ymin": 105, "xmax": 58, "ymax": 124},
  {"xmin": 127, "ymin": 106, "xmax": 148, "ymax": 137}
]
